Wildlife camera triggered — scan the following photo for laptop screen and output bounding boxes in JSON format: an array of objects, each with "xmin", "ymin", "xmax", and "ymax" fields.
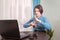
[{"xmin": 0, "ymin": 20, "xmax": 20, "ymax": 39}]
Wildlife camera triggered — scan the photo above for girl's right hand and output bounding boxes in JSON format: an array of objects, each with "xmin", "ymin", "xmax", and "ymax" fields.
[{"xmin": 29, "ymin": 22, "xmax": 35, "ymax": 27}]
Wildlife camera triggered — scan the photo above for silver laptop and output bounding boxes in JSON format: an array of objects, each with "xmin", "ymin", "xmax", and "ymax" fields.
[{"xmin": 0, "ymin": 20, "xmax": 30, "ymax": 40}]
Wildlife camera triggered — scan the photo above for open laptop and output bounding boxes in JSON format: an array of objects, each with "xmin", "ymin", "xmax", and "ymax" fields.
[{"xmin": 0, "ymin": 20, "xmax": 30, "ymax": 40}]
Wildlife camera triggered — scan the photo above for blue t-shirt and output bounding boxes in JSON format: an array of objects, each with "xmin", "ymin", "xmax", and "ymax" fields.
[{"xmin": 23, "ymin": 16, "xmax": 51, "ymax": 31}]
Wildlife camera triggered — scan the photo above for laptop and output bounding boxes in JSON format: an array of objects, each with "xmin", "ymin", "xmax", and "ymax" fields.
[{"xmin": 0, "ymin": 20, "xmax": 30, "ymax": 40}]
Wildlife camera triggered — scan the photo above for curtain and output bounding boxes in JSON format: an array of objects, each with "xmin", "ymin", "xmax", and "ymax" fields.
[
  {"xmin": 0, "ymin": 0, "xmax": 40, "ymax": 32},
  {"xmin": 0, "ymin": 0, "xmax": 32, "ymax": 32}
]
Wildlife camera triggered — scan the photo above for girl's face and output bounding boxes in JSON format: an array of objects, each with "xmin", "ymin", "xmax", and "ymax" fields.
[{"xmin": 34, "ymin": 8, "xmax": 41, "ymax": 16}]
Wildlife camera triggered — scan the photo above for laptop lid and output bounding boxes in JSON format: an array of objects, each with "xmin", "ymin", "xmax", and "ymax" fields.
[{"xmin": 0, "ymin": 20, "xmax": 20, "ymax": 39}]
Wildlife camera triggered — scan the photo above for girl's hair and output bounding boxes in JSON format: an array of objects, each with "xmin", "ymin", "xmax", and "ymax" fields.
[{"xmin": 34, "ymin": 4, "xmax": 43, "ymax": 14}]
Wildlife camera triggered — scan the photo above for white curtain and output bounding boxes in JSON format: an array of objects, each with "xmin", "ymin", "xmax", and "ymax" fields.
[{"xmin": 0, "ymin": 0, "xmax": 33, "ymax": 32}]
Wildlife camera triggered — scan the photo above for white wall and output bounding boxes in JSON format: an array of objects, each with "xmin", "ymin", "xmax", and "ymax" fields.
[{"xmin": 41, "ymin": 0, "xmax": 60, "ymax": 40}]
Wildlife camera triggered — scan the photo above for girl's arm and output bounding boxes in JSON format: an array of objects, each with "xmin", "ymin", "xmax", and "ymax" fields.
[{"xmin": 23, "ymin": 18, "xmax": 33, "ymax": 28}]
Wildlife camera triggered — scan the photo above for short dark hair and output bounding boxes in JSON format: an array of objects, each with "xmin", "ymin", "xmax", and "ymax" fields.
[{"xmin": 34, "ymin": 4, "xmax": 43, "ymax": 14}]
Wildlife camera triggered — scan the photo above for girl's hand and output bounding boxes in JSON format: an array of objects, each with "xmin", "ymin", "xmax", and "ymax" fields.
[
  {"xmin": 34, "ymin": 15, "xmax": 41, "ymax": 23},
  {"xmin": 29, "ymin": 22, "xmax": 35, "ymax": 27}
]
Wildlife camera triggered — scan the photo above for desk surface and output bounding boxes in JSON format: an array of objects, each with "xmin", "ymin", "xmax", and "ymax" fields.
[
  {"xmin": 21, "ymin": 31, "xmax": 50, "ymax": 40},
  {"xmin": 0, "ymin": 31, "xmax": 50, "ymax": 40}
]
